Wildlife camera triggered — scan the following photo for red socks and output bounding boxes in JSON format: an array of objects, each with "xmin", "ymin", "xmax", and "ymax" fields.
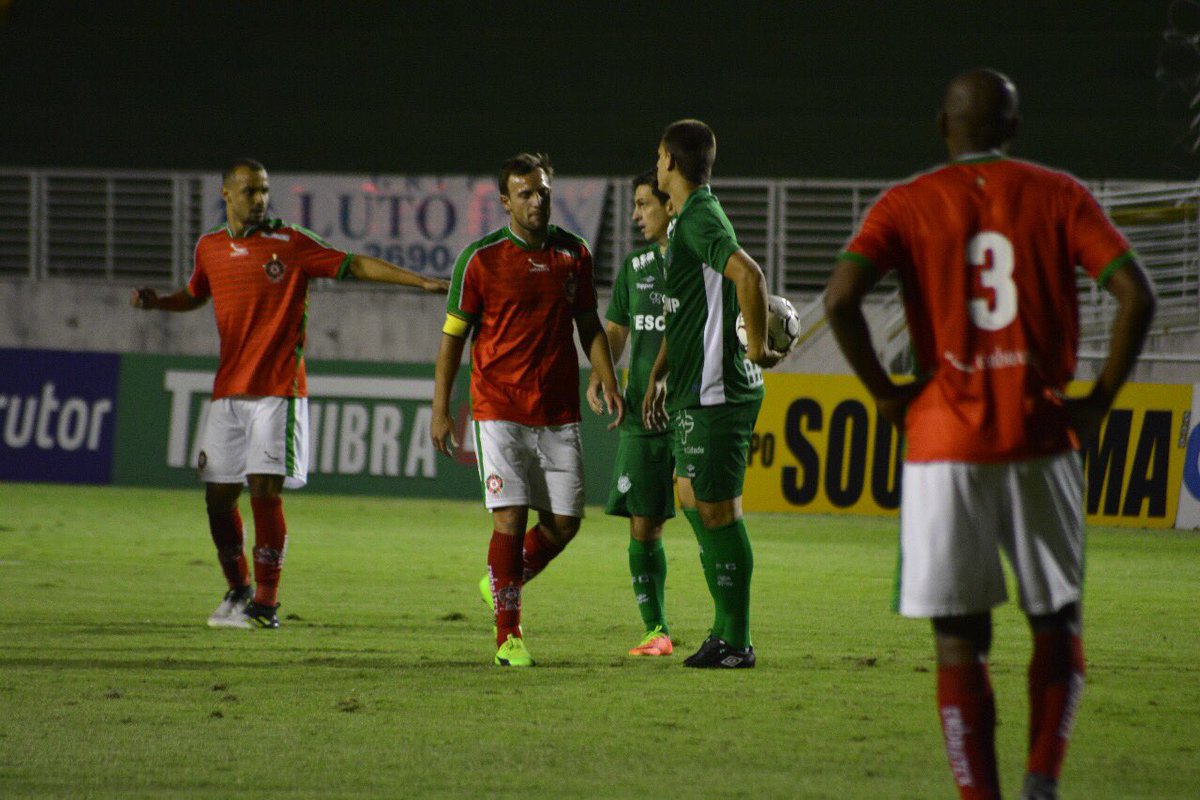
[
  {"xmin": 206, "ymin": 507, "xmax": 249, "ymax": 589},
  {"xmin": 522, "ymin": 525, "xmax": 564, "ymax": 584},
  {"xmin": 250, "ymin": 496, "xmax": 287, "ymax": 607},
  {"xmin": 1028, "ymin": 632, "xmax": 1085, "ymax": 780},
  {"xmin": 488, "ymin": 530, "xmax": 523, "ymax": 646},
  {"xmin": 937, "ymin": 662, "xmax": 1001, "ymax": 800}
]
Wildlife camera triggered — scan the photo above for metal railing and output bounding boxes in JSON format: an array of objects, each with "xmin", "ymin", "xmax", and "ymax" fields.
[{"xmin": 3, "ymin": 169, "xmax": 1197, "ymax": 353}]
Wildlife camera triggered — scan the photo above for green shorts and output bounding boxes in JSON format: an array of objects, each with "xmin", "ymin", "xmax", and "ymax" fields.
[
  {"xmin": 604, "ymin": 432, "xmax": 676, "ymax": 520},
  {"xmin": 671, "ymin": 399, "xmax": 762, "ymax": 503}
]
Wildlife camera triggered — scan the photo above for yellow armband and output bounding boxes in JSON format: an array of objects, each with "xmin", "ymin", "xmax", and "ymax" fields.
[{"xmin": 442, "ymin": 313, "xmax": 470, "ymax": 337}]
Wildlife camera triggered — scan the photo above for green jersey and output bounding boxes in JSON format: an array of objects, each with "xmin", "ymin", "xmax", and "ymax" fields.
[
  {"xmin": 605, "ymin": 243, "xmax": 668, "ymax": 436},
  {"xmin": 662, "ymin": 185, "xmax": 765, "ymax": 412}
]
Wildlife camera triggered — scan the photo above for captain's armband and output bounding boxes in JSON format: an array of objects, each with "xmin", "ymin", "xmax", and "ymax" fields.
[{"xmin": 442, "ymin": 313, "xmax": 471, "ymax": 338}]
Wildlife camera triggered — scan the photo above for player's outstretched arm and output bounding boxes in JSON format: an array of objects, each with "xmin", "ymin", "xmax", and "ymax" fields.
[
  {"xmin": 1067, "ymin": 260, "xmax": 1156, "ymax": 444},
  {"xmin": 587, "ymin": 321, "xmax": 629, "ymax": 418},
  {"xmin": 431, "ymin": 329, "xmax": 467, "ymax": 456},
  {"xmin": 348, "ymin": 254, "xmax": 450, "ymax": 293},
  {"xmin": 825, "ymin": 257, "xmax": 921, "ymax": 427},
  {"xmin": 724, "ymin": 250, "xmax": 784, "ymax": 368},
  {"xmin": 577, "ymin": 311, "xmax": 625, "ymax": 430},
  {"xmin": 129, "ymin": 287, "xmax": 206, "ymax": 312}
]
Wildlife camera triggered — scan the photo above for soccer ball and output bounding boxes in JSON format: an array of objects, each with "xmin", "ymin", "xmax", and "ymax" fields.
[{"xmin": 736, "ymin": 295, "xmax": 801, "ymax": 354}]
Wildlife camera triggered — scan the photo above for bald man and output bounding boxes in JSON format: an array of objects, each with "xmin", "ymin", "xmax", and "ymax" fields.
[{"xmin": 826, "ymin": 69, "xmax": 1155, "ymax": 800}]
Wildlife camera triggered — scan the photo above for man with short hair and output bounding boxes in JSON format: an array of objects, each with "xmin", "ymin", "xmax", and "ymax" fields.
[
  {"xmin": 588, "ymin": 170, "xmax": 675, "ymax": 657},
  {"xmin": 132, "ymin": 158, "xmax": 449, "ymax": 629},
  {"xmin": 431, "ymin": 152, "xmax": 624, "ymax": 668},
  {"xmin": 644, "ymin": 120, "xmax": 784, "ymax": 669},
  {"xmin": 825, "ymin": 69, "xmax": 1155, "ymax": 800}
]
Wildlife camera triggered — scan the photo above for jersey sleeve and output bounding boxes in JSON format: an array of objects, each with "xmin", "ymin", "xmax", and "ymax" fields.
[
  {"xmin": 1065, "ymin": 180, "xmax": 1135, "ymax": 287},
  {"xmin": 447, "ymin": 245, "xmax": 482, "ymax": 323},
  {"xmin": 186, "ymin": 240, "xmax": 210, "ymax": 299},
  {"xmin": 605, "ymin": 255, "xmax": 632, "ymax": 326},
  {"xmin": 291, "ymin": 225, "xmax": 353, "ymax": 279},
  {"xmin": 572, "ymin": 243, "xmax": 599, "ymax": 314},
  {"xmin": 841, "ymin": 188, "xmax": 903, "ymax": 275},
  {"xmin": 682, "ymin": 203, "xmax": 741, "ymax": 274}
]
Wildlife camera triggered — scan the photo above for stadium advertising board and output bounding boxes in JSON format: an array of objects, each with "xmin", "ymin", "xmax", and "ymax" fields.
[
  {"xmin": 745, "ymin": 374, "xmax": 1193, "ymax": 529},
  {"xmin": 1171, "ymin": 384, "xmax": 1200, "ymax": 529},
  {"xmin": 202, "ymin": 174, "xmax": 608, "ymax": 278},
  {"xmin": 0, "ymin": 348, "xmax": 119, "ymax": 484}
]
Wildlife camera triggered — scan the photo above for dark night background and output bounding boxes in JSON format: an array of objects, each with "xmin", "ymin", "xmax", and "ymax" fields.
[{"xmin": 1, "ymin": 1, "xmax": 1197, "ymax": 180}]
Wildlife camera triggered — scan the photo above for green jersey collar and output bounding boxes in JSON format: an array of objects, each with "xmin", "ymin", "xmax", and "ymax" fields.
[
  {"xmin": 677, "ymin": 184, "xmax": 713, "ymax": 217},
  {"xmin": 503, "ymin": 225, "xmax": 553, "ymax": 251},
  {"xmin": 226, "ymin": 217, "xmax": 283, "ymax": 239}
]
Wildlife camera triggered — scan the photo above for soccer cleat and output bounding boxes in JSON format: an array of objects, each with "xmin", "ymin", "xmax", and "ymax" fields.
[
  {"xmin": 628, "ymin": 625, "xmax": 673, "ymax": 656},
  {"xmin": 683, "ymin": 637, "xmax": 755, "ymax": 669},
  {"xmin": 1020, "ymin": 774, "xmax": 1058, "ymax": 800},
  {"xmin": 494, "ymin": 634, "xmax": 535, "ymax": 667},
  {"xmin": 479, "ymin": 574, "xmax": 494, "ymax": 611},
  {"xmin": 207, "ymin": 585, "xmax": 252, "ymax": 628},
  {"xmin": 682, "ymin": 634, "xmax": 719, "ymax": 666},
  {"xmin": 239, "ymin": 600, "xmax": 281, "ymax": 629}
]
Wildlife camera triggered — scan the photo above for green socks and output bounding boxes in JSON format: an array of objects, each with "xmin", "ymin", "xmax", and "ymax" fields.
[
  {"xmin": 628, "ymin": 538, "xmax": 668, "ymax": 634},
  {"xmin": 683, "ymin": 508, "xmax": 725, "ymax": 640},
  {"xmin": 707, "ymin": 518, "xmax": 753, "ymax": 649}
]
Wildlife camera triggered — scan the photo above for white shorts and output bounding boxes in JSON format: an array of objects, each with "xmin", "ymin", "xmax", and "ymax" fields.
[
  {"xmin": 898, "ymin": 451, "xmax": 1084, "ymax": 618},
  {"xmin": 198, "ymin": 396, "xmax": 309, "ymax": 489},
  {"xmin": 473, "ymin": 420, "xmax": 585, "ymax": 518}
]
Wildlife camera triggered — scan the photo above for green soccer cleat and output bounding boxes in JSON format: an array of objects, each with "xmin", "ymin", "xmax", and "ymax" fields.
[
  {"xmin": 479, "ymin": 574, "xmax": 494, "ymax": 612},
  {"xmin": 494, "ymin": 634, "xmax": 535, "ymax": 667}
]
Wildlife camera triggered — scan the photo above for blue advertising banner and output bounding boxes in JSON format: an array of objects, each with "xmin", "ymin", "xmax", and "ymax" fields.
[{"xmin": 0, "ymin": 348, "xmax": 120, "ymax": 484}]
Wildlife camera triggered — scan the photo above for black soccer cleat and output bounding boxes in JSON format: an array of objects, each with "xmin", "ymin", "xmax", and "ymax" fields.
[
  {"xmin": 683, "ymin": 637, "xmax": 755, "ymax": 669},
  {"xmin": 241, "ymin": 600, "xmax": 281, "ymax": 629}
]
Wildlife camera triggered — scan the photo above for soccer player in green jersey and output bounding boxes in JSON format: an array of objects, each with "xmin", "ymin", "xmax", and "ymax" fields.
[
  {"xmin": 643, "ymin": 119, "xmax": 784, "ymax": 668},
  {"xmin": 588, "ymin": 170, "xmax": 676, "ymax": 657}
]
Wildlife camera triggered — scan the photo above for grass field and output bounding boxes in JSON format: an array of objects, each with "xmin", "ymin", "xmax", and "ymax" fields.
[{"xmin": 0, "ymin": 484, "xmax": 1197, "ymax": 799}]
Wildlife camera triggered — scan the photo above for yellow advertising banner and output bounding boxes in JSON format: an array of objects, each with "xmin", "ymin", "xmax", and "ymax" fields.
[{"xmin": 744, "ymin": 374, "xmax": 1191, "ymax": 529}]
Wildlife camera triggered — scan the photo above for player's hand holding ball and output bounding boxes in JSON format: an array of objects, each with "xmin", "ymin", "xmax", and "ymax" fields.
[{"xmin": 737, "ymin": 294, "xmax": 801, "ymax": 368}]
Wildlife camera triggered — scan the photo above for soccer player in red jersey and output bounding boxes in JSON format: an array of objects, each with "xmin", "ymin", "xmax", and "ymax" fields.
[
  {"xmin": 826, "ymin": 70, "xmax": 1155, "ymax": 800},
  {"xmin": 132, "ymin": 158, "xmax": 448, "ymax": 629},
  {"xmin": 430, "ymin": 153, "xmax": 624, "ymax": 667}
]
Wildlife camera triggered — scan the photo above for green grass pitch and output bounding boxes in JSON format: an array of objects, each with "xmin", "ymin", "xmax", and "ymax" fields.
[{"xmin": 0, "ymin": 484, "xmax": 1197, "ymax": 799}]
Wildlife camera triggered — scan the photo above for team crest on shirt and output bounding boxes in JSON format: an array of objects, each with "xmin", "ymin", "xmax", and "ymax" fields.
[
  {"xmin": 563, "ymin": 273, "xmax": 577, "ymax": 302},
  {"xmin": 617, "ymin": 474, "xmax": 632, "ymax": 493},
  {"xmin": 485, "ymin": 473, "xmax": 504, "ymax": 496},
  {"xmin": 262, "ymin": 253, "xmax": 286, "ymax": 282}
]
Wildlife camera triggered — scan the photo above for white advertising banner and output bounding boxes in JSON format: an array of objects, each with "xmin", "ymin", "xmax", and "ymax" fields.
[
  {"xmin": 1175, "ymin": 385, "xmax": 1200, "ymax": 529},
  {"xmin": 203, "ymin": 173, "xmax": 609, "ymax": 276}
]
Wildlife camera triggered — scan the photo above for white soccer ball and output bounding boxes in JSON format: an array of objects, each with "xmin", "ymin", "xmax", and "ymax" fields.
[{"xmin": 736, "ymin": 294, "xmax": 801, "ymax": 354}]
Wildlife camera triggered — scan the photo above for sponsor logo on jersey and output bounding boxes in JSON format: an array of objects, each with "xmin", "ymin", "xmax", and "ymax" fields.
[
  {"xmin": 676, "ymin": 410, "xmax": 695, "ymax": 445},
  {"xmin": 635, "ymin": 274, "xmax": 657, "ymax": 291},
  {"xmin": 662, "ymin": 296, "xmax": 680, "ymax": 314},
  {"xmin": 263, "ymin": 253, "xmax": 286, "ymax": 282},
  {"xmin": 633, "ymin": 314, "xmax": 665, "ymax": 332},
  {"xmin": 229, "ymin": 242, "xmax": 249, "ymax": 257},
  {"xmin": 632, "ymin": 251, "xmax": 657, "ymax": 272},
  {"xmin": 262, "ymin": 231, "xmax": 290, "ymax": 242},
  {"xmin": 485, "ymin": 473, "xmax": 504, "ymax": 496},
  {"xmin": 617, "ymin": 474, "xmax": 632, "ymax": 493},
  {"xmin": 528, "ymin": 259, "xmax": 549, "ymax": 272}
]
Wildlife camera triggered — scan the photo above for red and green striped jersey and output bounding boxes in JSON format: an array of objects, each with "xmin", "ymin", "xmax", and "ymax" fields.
[
  {"xmin": 187, "ymin": 218, "xmax": 351, "ymax": 399},
  {"xmin": 447, "ymin": 225, "xmax": 596, "ymax": 426}
]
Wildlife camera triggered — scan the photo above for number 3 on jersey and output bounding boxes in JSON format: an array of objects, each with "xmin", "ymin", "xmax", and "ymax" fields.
[{"xmin": 967, "ymin": 231, "xmax": 1017, "ymax": 331}]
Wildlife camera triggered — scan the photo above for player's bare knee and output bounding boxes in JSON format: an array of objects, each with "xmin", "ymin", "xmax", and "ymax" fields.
[
  {"xmin": 933, "ymin": 613, "xmax": 993, "ymax": 663},
  {"xmin": 491, "ymin": 506, "xmax": 527, "ymax": 535},
  {"xmin": 1028, "ymin": 602, "xmax": 1080, "ymax": 635},
  {"xmin": 204, "ymin": 482, "xmax": 241, "ymax": 512}
]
